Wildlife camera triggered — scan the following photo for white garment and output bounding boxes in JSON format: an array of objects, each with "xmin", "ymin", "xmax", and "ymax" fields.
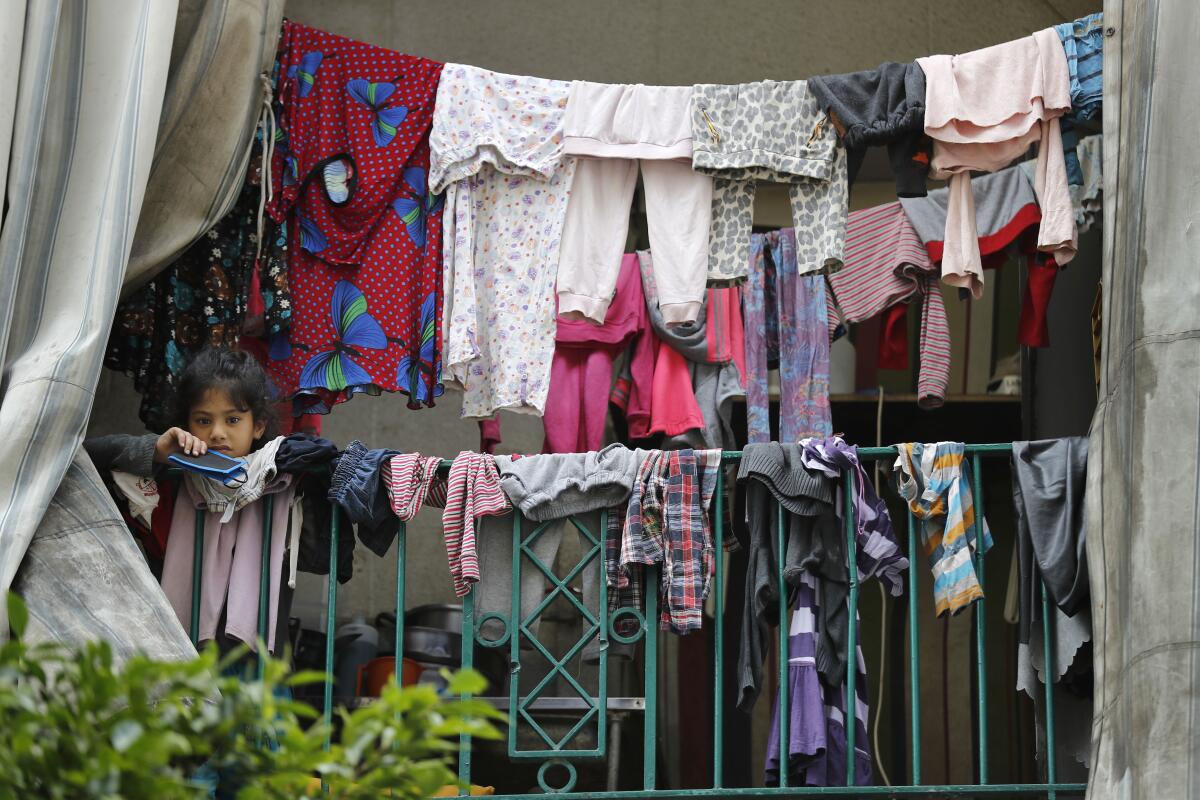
[
  {"xmin": 287, "ymin": 493, "xmax": 303, "ymax": 589},
  {"xmin": 184, "ymin": 436, "xmax": 287, "ymax": 523},
  {"xmin": 110, "ymin": 471, "xmax": 160, "ymax": 526},
  {"xmin": 557, "ymin": 157, "xmax": 711, "ymax": 325},
  {"xmin": 162, "ymin": 478, "xmax": 295, "ymax": 653},
  {"xmin": 431, "ymin": 64, "xmax": 575, "ymax": 418}
]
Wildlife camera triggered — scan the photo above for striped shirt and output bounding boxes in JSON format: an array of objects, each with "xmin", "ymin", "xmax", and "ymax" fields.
[
  {"xmin": 826, "ymin": 201, "xmax": 951, "ymax": 408},
  {"xmin": 384, "ymin": 453, "xmax": 444, "ymax": 521},
  {"xmin": 893, "ymin": 442, "xmax": 993, "ymax": 617},
  {"xmin": 442, "ymin": 452, "xmax": 511, "ymax": 597}
]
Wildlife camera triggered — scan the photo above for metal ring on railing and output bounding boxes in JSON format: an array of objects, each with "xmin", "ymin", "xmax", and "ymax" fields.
[
  {"xmin": 474, "ymin": 611, "xmax": 511, "ymax": 648},
  {"xmin": 608, "ymin": 606, "xmax": 647, "ymax": 645},
  {"xmin": 536, "ymin": 759, "xmax": 578, "ymax": 794}
]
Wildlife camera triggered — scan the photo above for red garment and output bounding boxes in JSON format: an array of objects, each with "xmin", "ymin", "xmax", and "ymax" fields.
[
  {"xmin": 916, "ymin": 192, "xmax": 1058, "ymax": 349},
  {"xmin": 1020, "ymin": 255, "xmax": 1059, "ymax": 348},
  {"xmin": 265, "ymin": 21, "xmax": 445, "ymax": 414},
  {"xmin": 877, "ymin": 303, "xmax": 910, "ymax": 370},
  {"xmin": 649, "ymin": 345, "xmax": 706, "ymax": 437},
  {"xmin": 478, "ymin": 416, "xmax": 501, "ymax": 454},
  {"xmin": 706, "ymin": 285, "xmax": 747, "ymax": 386},
  {"xmin": 610, "ymin": 319, "xmax": 656, "ymax": 439}
]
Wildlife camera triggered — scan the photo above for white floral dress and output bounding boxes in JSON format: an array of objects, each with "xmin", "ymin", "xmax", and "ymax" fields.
[{"xmin": 430, "ymin": 64, "xmax": 576, "ymax": 418}]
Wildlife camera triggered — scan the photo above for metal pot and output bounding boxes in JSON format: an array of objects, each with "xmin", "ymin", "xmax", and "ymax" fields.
[
  {"xmin": 404, "ymin": 603, "xmax": 463, "ymax": 633},
  {"xmin": 403, "ymin": 625, "xmax": 462, "ymax": 665}
]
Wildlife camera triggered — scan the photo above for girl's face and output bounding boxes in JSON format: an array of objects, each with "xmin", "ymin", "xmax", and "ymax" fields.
[{"xmin": 187, "ymin": 388, "xmax": 265, "ymax": 459}]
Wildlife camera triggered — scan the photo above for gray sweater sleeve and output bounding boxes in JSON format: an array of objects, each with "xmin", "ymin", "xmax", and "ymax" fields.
[{"xmin": 82, "ymin": 434, "xmax": 159, "ymax": 477}]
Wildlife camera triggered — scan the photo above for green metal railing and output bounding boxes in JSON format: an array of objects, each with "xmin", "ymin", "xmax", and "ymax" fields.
[{"xmin": 185, "ymin": 442, "xmax": 1084, "ymax": 797}]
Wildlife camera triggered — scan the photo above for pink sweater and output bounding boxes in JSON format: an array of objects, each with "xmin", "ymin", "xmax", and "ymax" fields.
[{"xmin": 918, "ymin": 28, "xmax": 1076, "ymax": 298}]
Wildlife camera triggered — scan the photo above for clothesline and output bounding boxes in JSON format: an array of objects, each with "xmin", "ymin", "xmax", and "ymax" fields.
[{"xmin": 107, "ymin": 12, "xmax": 1105, "ymax": 461}]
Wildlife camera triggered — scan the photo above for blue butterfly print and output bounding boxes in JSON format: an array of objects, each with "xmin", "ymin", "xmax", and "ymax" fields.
[
  {"xmin": 396, "ymin": 292, "xmax": 439, "ymax": 404},
  {"xmin": 287, "ymin": 51, "xmax": 323, "ymax": 98},
  {"xmin": 299, "ymin": 281, "xmax": 387, "ymax": 392},
  {"xmin": 297, "ymin": 211, "xmax": 327, "ymax": 253},
  {"xmin": 283, "ymin": 155, "xmax": 299, "ymax": 188},
  {"xmin": 391, "ymin": 167, "xmax": 445, "ymax": 249},
  {"xmin": 346, "ymin": 78, "xmax": 409, "ymax": 147}
]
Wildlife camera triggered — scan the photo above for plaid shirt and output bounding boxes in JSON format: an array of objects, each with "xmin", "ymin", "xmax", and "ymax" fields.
[
  {"xmin": 616, "ymin": 450, "xmax": 714, "ymax": 633},
  {"xmin": 605, "ymin": 505, "xmax": 642, "ymax": 637}
]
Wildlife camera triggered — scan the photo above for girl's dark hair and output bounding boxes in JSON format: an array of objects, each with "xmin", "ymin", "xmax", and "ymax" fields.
[{"xmin": 174, "ymin": 347, "xmax": 277, "ymax": 443}]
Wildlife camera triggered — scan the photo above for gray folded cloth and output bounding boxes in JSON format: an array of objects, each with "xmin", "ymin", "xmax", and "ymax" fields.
[{"xmin": 496, "ymin": 444, "xmax": 645, "ymax": 522}]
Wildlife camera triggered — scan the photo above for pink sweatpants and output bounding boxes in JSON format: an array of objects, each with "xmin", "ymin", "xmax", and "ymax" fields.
[
  {"xmin": 557, "ymin": 157, "xmax": 712, "ymax": 326},
  {"xmin": 162, "ymin": 485, "xmax": 293, "ymax": 652}
]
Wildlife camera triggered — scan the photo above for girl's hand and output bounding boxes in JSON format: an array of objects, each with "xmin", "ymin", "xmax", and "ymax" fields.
[{"xmin": 154, "ymin": 427, "xmax": 207, "ymax": 463}]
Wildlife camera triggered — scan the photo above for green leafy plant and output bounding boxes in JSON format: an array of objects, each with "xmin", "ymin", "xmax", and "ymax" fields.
[{"xmin": 0, "ymin": 594, "xmax": 504, "ymax": 799}]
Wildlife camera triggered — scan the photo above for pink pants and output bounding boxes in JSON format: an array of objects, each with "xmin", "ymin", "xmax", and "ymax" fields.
[{"xmin": 558, "ymin": 158, "xmax": 712, "ymax": 326}]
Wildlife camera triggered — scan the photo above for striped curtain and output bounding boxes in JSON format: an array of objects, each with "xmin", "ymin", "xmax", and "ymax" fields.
[
  {"xmin": 123, "ymin": 0, "xmax": 284, "ymax": 292},
  {"xmin": 0, "ymin": 1, "xmax": 178, "ymax": 629},
  {"xmin": 1087, "ymin": 0, "xmax": 1200, "ymax": 796}
]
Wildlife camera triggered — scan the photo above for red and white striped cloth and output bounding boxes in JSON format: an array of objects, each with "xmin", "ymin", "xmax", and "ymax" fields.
[
  {"xmin": 384, "ymin": 453, "xmax": 445, "ymax": 521},
  {"xmin": 826, "ymin": 201, "xmax": 951, "ymax": 408},
  {"xmin": 441, "ymin": 452, "xmax": 511, "ymax": 597}
]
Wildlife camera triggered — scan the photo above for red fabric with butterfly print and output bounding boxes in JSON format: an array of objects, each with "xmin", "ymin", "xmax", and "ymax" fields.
[{"xmin": 265, "ymin": 20, "xmax": 445, "ymax": 414}]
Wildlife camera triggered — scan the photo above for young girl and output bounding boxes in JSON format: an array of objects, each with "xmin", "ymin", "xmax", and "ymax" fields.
[
  {"xmin": 87, "ymin": 347, "xmax": 292, "ymax": 654},
  {"xmin": 86, "ymin": 347, "xmax": 277, "ymax": 476}
]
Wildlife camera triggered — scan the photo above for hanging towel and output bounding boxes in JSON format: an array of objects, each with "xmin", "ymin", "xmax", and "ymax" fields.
[{"xmin": 893, "ymin": 442, "xmax": 993, "ymax": 616}]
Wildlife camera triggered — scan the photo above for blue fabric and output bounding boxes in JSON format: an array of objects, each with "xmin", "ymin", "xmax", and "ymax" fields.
[
  {"xmin": 328, "ymin": 440, "xmax": 401, "ymax": 556},
  {"xmin": 1056, "ymin": 12, "xmax": 1104, "ymax": 122},
  {"xmin": 274, "ymin": 432, "xmax": 340, "ymax": 474},
  {"xmin": 1061, "ymin": 121, "xmax": 1083, "ymax": 186}
]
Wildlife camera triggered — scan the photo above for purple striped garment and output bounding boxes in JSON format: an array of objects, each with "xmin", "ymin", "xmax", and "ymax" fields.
[
  {"xmin": 765, "ymin": 571, "xmax": 873, "ymax": 787},
  {"xmin": 799, "ymin": 436, "xmax": 909, "ymax": 595},
  {"xmin": 765, "ymin": 435, "xmax": 910, "ymax": 786}
]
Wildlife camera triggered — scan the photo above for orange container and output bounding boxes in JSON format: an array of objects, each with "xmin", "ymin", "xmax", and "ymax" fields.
[{"xmin": 355, "ymin": 656, "xmax": 422, "ymax": 696}]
